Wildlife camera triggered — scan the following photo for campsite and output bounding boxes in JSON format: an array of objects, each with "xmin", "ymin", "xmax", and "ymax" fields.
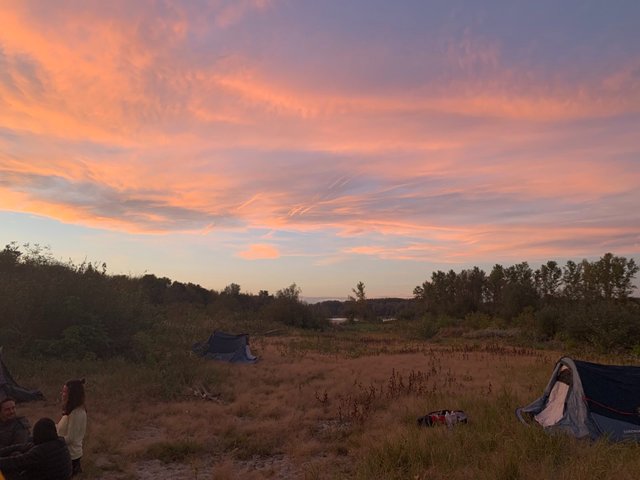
[
  {"xmin": 2, "ymin": 246, "xmax": 640, "ymax": 478},
  {"xmin": 6, "ymin": 323, "xmax": 640, "ymax": 479},
  {"xmin": 2, "ymin": 2, "xmax": 640, "ymax": 478}
]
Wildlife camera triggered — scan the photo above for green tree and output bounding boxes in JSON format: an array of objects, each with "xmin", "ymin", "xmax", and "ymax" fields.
[
  {"xmin": 485, "ymin": 264, "xmax": 506, "ymax": 315},
  {"xmin": 348, "ymin": 281, "xmax": 373, "ymax": 321},
  {"xmin": 0, "ymin": 242, "xmax": 22, "ymax": 271},
  {"xmin": 140, "ymin": 274, "xmax": 171, "ymax": 304},
  {"xmin": 455, "ymin": 267, "xmax": 486, "ymax": 314},
  {"xmin": 534, "ymin": 261, "xmax": 562, "ymax": 300},
  {"xmin": 501, "ymin": 262, "xmax": 538, "ymax": 320},
  {"xmin": 223, "ymin": 283, "xmax": 241, "ymax": 296},
  {"xmin": 593, "ymin": 253, "xmax": 639, "ymax": 300},
  {"xmin": 262, "ymin": 283, "xmax": 326, "ymax": 329},
  {"xmin": 276, "ymin": 283, "xmax": 301, "ymax": 301},
  {"xmin": 561, "ymin": 260, "xmax": 582, "ymax": 300},
  {"xmin": 580, "ymin": 259, "xmax": 601, "ymax": 301}
]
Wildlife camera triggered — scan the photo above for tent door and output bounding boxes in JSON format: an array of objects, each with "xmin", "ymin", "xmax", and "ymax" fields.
[{"xmin": 535, "ymin": 380, "xmax": 570, "ymax": 427}]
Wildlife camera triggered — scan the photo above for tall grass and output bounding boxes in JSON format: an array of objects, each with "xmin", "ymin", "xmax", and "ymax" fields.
[
  {"xmin": 356, "ymin": 405, "xmax": 640, "ymax": 480},
  {"xmin": 9, "ymin": 319, "xmax": 640, "ymax": 479}
]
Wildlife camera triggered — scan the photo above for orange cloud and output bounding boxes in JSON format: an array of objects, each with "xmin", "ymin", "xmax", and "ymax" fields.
[
  {"xmin": 237, "ymin": 243, "xmax": 280, "ymax": 260},
  {"xmin": 0, "ymin": 1, "xmax": 638, "ymax": 270}
]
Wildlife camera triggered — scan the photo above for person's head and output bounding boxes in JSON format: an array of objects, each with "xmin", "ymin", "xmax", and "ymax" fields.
[
  {"xmin": 32, "ymin": 417, "xmax": 58, "ymax": 445},
  {"xmin": 0, "ymin": 397, "xmax": 17, "ymax": 422},
  {"xmin": 62, "ymin": 378, "xmax": 85, "ymax": 415}
]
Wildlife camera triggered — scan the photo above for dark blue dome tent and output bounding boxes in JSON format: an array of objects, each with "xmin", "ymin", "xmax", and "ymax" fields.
[
  {"xmin": 192, "ymin": 331, "xmax": 257, "ymax": 363},
  {"xmin": 0, "ymin": 347, "xmax": 44, "ymax": 402},
  {"xmin": 517, "ymin": 356, "xmax": 640, "ymax": 442}
]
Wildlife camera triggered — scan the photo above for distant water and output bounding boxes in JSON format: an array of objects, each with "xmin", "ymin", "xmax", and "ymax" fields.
[
  {"xmin": 329, "ymin": 317, "xmax": 396, "ymax": 323},
  {"xmin": 329, "ymin": 317, "xmax": 348, "ymax": 324}
]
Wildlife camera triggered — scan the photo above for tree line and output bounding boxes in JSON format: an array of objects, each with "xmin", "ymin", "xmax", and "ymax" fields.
[
  {"xmin": 1, "ymin": 242, "xmax": 638, "ymax": 358},
  {"xmin": 0, "ymin": 243, "xmax": 326, "ymax": 360},
  {"xmin": 413, "ymin": 254, "xmax": 638, "ymax": 319},
  {"xmin": 411, "ymin": 253, "xmax": 640, "ymax": 350}
]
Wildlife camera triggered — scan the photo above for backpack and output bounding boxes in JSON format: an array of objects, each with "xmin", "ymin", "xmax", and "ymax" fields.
[{"xmin": 417, "ymin": 410, "xmax": 468, "ymax": 427}]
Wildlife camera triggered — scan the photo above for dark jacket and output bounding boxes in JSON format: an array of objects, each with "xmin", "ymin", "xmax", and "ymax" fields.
[
  {"xmin": 0, "ymin": 437, "xmax": 71, "ymax": 480},
  {"xmin": 0, "ymin": 417, "xmax": 30, "ymax": 449}
]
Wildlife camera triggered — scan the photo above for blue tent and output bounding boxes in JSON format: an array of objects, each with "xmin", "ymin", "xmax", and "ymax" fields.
[
  {"xmin": 0, "ymin": 348, "xmax": 44, "ymax": 403},
  {"xmin": 517, "ymin": 357, "xmax": 640, "ymax": 442},
  {"xmin": 192, "ymin": 331, "xmax": 257, "ymax": 363}
]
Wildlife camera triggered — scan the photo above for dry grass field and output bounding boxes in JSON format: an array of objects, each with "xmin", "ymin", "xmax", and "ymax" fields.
[{"xmin": 10, "ymin": 326, "xmax": 640, "ymax": 480}]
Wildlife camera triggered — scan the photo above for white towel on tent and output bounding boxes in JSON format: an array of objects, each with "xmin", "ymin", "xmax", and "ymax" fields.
[{"xmin": 535, "ymin": 381, "xmax": 569, "ymax": 427}]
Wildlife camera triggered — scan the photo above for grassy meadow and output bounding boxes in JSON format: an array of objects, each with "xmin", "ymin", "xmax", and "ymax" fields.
[{"xmin": 8, "ymin": 311, "xmax": 640, "ymax": 480}]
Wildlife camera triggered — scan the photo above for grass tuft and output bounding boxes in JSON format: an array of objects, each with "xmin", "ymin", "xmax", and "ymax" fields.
[{"xmin": 144, "ymin": 439, "xmax": 205, "ymax": 463}]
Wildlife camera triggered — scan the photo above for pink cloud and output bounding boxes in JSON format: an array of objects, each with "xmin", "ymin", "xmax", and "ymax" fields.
[
  {"xmin": 0, "ymin": 1, "xmax": 638, "ymax": 268},
  {"xmin": 214, "ymin": 0, "xmax": 273, "ymax": 28},
  {"xmin": 343, "ymin": 221, "xmax": 639, "ymax": 264}
]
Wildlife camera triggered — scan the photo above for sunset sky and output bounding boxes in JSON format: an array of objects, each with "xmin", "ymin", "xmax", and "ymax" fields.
[{"xmin": 1, "ymin": 1, "xmax": 639, "ymax": 298}]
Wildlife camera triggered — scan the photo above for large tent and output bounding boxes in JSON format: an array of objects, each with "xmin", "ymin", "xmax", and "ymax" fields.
[
  {"xmin": 517, "ymin": 356, "xmax": 640, "ymax": 442},
  {"xmin": 192, "ymin": 331, "xmax": 258, "ymax": 363},
  {"xmin": 0, "ymin": 348, "xmax": 44, "ymax": 403}
]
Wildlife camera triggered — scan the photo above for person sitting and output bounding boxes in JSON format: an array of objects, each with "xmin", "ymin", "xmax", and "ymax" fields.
[
  {"xmin": 0, "ymin": 398, "xmax": 29, "ymax": 449},
  {"xmin": 0, "ymin": 417, "xmax": 71, "ymax": 480}
]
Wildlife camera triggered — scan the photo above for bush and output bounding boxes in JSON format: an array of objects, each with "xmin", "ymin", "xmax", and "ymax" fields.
[
  {"xmin": 464, "ymin": 312, "xmax": 493, "ymax": 330},
  {"xmin": 414, "ymin": 313, "xmax": 448, "ymax": 340},
  {"xmin": 564, "ymin": 301, "xmax": 640, "ymax": 352},
  {"xmin": 534, "ymin": 305, "xmax": 564, "ymax": 340}
]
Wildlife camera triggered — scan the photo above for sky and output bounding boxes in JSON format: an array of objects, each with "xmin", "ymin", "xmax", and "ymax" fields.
[{"xmin": 1, "ymin": 0, "xmax": 639, "ymax": 299}]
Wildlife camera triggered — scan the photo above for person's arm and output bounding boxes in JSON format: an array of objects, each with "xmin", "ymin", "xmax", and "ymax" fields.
[
  {"xmin": 0, "ymin": 445, "xmax": 42, "ymax": 473},
  {"xmin": 13, "ymin": 419, "xmax": 30, "ymax": 445},
  {"xmin": 0, "ymin": 442, "xmax": 32, "ymax": 457}
]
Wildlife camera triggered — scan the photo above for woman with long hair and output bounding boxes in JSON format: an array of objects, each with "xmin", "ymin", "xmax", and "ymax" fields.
[{"xmin": 57, "ymin": 379, "xmax": 86, "ymax": 477}]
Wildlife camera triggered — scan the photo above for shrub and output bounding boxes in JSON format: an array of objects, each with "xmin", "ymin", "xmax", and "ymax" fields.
[{"xmin": 564, "ymin": 301, "xmax": 640, "ymax": 352}]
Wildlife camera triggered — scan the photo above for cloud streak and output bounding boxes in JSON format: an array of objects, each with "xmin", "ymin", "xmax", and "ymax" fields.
[{"xmin": 0, "ymin": 0, "xmax": 638, "ymax": 295}]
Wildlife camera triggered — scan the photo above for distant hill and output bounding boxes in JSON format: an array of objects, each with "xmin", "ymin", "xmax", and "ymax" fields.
[{"xmin": 302, "ymin": 296, "xmax": 348, "ymax": 304}]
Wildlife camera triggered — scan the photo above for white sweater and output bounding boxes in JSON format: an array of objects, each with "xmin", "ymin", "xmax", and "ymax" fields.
[{"xmin": 56, "ymin": 407, "xmax": 87, "ymax": 460}]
